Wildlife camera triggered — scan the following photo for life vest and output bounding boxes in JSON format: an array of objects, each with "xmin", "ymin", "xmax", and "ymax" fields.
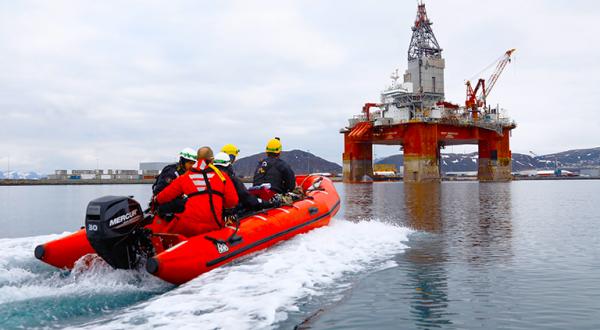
[
  {"xmin": 155, "ymin": 160, "xmax": 239, "ymax": 237},
  {"xmin": 186, "ymin": 161, "xmax": 228, "ymax": 228}
]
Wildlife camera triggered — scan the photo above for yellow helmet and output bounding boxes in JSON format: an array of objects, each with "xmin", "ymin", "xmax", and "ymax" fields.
[
  {"xmin": 221, "ymin": 144, "xmax": 240, "ymax": 157},
  {"xmin": 266, "ymin": 137, "xmax": 282, "ymax": 154}
]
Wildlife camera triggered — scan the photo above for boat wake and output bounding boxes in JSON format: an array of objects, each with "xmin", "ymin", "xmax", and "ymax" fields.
[
  {"xmin": 0, "ymin": 220, "xmax": 411, "ymax": 329},
  {"xmin": 0, "ymin": 234, "xmax": 171, "ymax": 329}
]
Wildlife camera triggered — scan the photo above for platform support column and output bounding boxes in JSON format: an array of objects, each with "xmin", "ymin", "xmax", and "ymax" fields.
[
  {"xmin": 478, "ymin": 128, "xmax": 512, "ymax": 181},
  {"xmin": 403, "ymin": 123, "xmax": 440, "ymax": 182},
  {"xmin": 343, "ymin": 135, "xmax": 373, "ymax": 183}
]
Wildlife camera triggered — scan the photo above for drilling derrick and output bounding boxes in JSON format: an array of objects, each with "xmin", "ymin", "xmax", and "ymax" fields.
[
  {"xmin": 341, "ymin": 1, "xmax": 517, "ymax": 183},
  {"xmin": 406, "ymin": 2, "xmax": 445, "ymax": 105}
]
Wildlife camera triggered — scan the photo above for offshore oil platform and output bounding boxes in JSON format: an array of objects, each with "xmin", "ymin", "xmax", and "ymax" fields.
[{"xmin": 341, "ymin": 1, "xmax": 516, "ymax": 182}]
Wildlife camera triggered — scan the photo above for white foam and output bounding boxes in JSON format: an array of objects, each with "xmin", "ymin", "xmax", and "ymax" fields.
[
  {"xmin": 0, "ymin": 232, "xmax": 169, "ymax": 305},
  {"xmin": 0, "ymin": 233, "xmax": 65, "ymax": 286},
  {"xmin": 74, "ymin": 219, "xmax": 412, "ymax": 330},
  {"xmin": 0, "ymin": 233, "xmax": 67, "ymax": 263}
]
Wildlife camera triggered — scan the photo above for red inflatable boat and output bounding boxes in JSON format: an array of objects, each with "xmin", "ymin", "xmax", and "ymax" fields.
[{"xmin": 34, "ymin": 175, "xmax": 340, "ymax": 285}]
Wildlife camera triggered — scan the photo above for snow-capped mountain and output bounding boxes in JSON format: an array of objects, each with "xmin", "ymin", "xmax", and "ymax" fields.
[
  {"xmin": 376, "ymin": 147, "xmax": 600, "ymax": 173},
  {"xmin": 0, "ymin": 171, "xmax": 46, "ymax": 180}
]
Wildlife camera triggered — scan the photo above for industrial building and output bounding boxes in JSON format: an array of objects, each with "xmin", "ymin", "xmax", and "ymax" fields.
[
  {"xmin": 341, "ymin": 1, "xmax": 516, "ymax": 182},
  {"xmin": 579, "ymin": 168, "xmax": 600, "ymax": 177},
  {"xmin": 139, "ymin": 162, "xmax": 171, "ymax": 172},
  {"xmin": 47, "ymin": 163, "xmax": 170, "ymax": 181}
]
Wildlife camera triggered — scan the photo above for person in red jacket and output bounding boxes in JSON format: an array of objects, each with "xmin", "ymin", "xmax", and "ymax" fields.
[{"xmin": 155, "ymin": 146, "xmax": 239, "ymax": 237}]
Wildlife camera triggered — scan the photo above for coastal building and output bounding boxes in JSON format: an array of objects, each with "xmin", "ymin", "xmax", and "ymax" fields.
[
  {"xmin": 140, "ymin": 162, "xmax": 170, "ymax": 172},
  {"xmin": 47, "ymin": 163, "xmax": 173, "ymax": 181},
  {"xmin": 139, "ymin": 162, "xmax": 170, "ymax": 179},
  {"xmin": 48, "ymin": 169, "xmax": 142, "ymax": 180},
  {"xmin": 579, "ymin": 168, "xmax": 600, "ymax": 177}
]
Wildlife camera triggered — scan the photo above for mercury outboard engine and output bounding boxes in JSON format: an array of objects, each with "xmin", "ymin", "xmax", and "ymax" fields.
[{"xmin": 85, "ymin": 196, "xmax": 151, "ymax": 269}]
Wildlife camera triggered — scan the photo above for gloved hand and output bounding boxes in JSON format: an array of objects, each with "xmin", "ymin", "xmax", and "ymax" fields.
[
  {"xmin": 171, "ymin": 197, "xmax": 187, "ymax": 213},
  {"xmin": 156, "ymin": 203, "xmax": 175, "ymax": 222}
]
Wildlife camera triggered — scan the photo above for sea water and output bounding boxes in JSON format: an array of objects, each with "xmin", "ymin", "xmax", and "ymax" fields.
[{"xmin": 0, "ymin": 181, "xmax": 598, "ymax": 329}]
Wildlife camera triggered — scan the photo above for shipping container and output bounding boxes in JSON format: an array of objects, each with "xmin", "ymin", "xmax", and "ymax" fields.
[
  {"xmin": 72, "ymin": 170, "xmax": 95, "ymax": 175},
  {"xmin": 115, "ymin": 170, "xmax": 139, "ymax": 175},
  {"xmin": 115, "ymin": 174, "xmax": 140, "ymax": 180}
]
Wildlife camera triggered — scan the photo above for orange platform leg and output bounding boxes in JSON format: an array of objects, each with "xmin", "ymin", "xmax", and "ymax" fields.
[
  {"xmin": 403, "ymin": 123, "xmax": 440, "ymax": 182},
  {"xmin": 478, "ymin": 128, "xmax": 512, "ymax": 181},
  {"xmin": 343, "ymin": 135, "xmax": 373, "ymax": 183}
]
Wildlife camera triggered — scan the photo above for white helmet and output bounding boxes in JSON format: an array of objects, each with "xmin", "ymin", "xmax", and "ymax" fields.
[
  {"xmin": 179, "ymin": 148, "xmax": 197, "ymax": 162},
  {"xmin": 213, "ymin": 152, "xmax": 231, "ymax": 167}
]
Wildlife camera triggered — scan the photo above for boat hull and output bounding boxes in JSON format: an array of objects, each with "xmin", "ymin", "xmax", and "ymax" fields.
[{"xmin": 34, "ymin": 175, "xmax": 340, "ymax": 285}]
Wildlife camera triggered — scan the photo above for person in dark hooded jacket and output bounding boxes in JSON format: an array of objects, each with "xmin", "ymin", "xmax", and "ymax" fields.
[{"xmin": 252, "ymin": 137, "xmax": 295, "ymax": 195}]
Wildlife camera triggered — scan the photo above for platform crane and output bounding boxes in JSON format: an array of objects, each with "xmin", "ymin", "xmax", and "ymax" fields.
[{"xmin": 465, "ymin": 49, "xmax": 516, "ymax": 119}]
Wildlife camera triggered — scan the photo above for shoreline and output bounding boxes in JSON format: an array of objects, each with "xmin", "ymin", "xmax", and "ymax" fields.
[
  {"xmin": 2, "ymin": 176, "xmax": 598, "ymax": 186},
  {"xmin": 0, "ymin": 179, "xmax": 156, "ymax": 186}
]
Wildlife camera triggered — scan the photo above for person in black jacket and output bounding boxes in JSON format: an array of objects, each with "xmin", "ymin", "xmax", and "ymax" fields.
[
  {"xmin": 151, "ymin": 147, "xmax": 197, "ymax": 218},
  {"xmin": 252, "ymin": 137, "xmax": 295, "ymax": 194}
]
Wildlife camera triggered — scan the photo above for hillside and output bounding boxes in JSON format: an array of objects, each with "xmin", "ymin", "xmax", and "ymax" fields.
[
  {"xmin": 375, "ymin": 147, "xmax": 600, "ymax": 173},
  {"xmin": 533, "ymin": 148, "xmax": 600, "ymax": 169},
  {"xmin": 233, "ymin": 150, "xmax": 342, "ymax": 178},
  {"xmin": 5, "ymin": 148, "xmax": 598, "ymax": 179}
]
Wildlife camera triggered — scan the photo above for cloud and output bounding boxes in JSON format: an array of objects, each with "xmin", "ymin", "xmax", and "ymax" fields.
[{"xmin": 0, "ymin": 0, "xmax": 598, "ymax": 172}]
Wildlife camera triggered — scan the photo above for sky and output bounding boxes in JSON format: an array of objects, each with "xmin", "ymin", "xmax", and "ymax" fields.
[{"xmin": 0, "ymin": 0, "xmax": 598, "ymax": 173}]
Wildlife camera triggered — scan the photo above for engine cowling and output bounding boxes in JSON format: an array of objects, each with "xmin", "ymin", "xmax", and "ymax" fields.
[{"xmin": 85, "ymin": 196, "xmax": 145, "ymax": 269}]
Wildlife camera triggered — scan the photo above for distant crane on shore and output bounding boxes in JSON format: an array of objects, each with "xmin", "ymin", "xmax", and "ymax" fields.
[{"xmin": 530, "ymin": 150, "xmax": 560, "ymax": 173}]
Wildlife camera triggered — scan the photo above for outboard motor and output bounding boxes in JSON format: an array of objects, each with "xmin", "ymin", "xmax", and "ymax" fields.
[{"xmin": 85, "ymin": 196, "xmax": 150, "ymax": 269}]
